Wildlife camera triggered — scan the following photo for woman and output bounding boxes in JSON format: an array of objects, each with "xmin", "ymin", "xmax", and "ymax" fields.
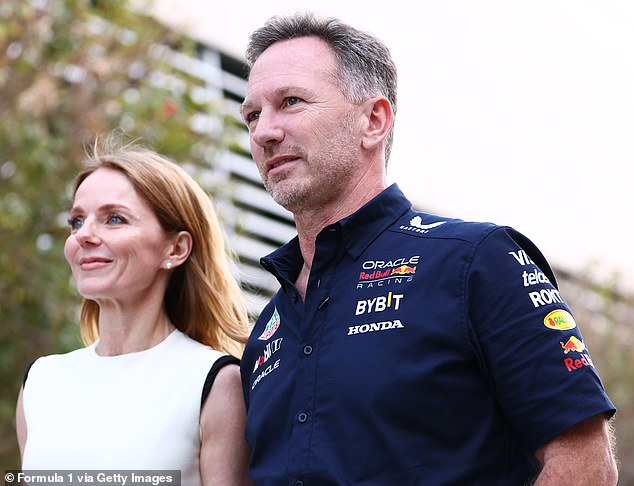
[{"xmin": 15, "ymin": 137, "xmax": 253, "ymax": 485}]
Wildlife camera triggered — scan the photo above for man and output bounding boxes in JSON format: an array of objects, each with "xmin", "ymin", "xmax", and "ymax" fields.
[{"xmin": 239, "ymin": 12, "xmax": 618, "ymax": 485}]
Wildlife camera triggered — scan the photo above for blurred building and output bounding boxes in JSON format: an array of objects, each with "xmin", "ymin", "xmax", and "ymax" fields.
[
  {"xmin": 167, "ymin": 36, "xmax": 634, "ymax": 482},
  {"xmin": 162, "ymin": 37, "xmax": 634, "ymax": 324},
  {"xmin": 156, "ymin": 43, "xmax": 295, "ymax": 315}
]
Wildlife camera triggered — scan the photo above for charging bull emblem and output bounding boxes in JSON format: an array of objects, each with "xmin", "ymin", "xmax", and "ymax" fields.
[{"xmin": 560, "ymin": 336, "xmax": 586, "ymax": 354}]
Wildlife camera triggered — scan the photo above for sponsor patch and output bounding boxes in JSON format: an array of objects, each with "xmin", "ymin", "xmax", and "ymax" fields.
[
  {"xmin": 391, "ymin": 265, "xmax": 416, "ymax": 276},
  {"xmin": 522, "ymin": 268, "xmax": 551, "ymax": 287},
  {"xmin": 543, "ymin": 309, "xmax": 577, "ymax": 330},
  {"xmin": 348, "ymin": 319, "xmax": 405, "ymax": 335},
  {"xmin": 529, "ymin": 288, "xmax": 566, "ymax": 308},
  {"xmin": 253, "ymin": 338, "xmax": 283, "ymax": 372},
  {"xmin": 258, "ymin": 307, "xmax": 281, "ymax": 340},
  {"xmin": 399, "ymin": 216, "xmax": 446, "ymax": 234},
  {"xmin": 355, "ymin": 291, "xmax": 404, "ymax": 315},
  {"xmin": 509, "ymin": 250, "xmax": 535, "ymax": 266},
  {"xmin": 563, "ymin": 353, "xmax": 594, "ymax": 372},
  {"xmin": 560, "ymin": 336, "xmax": 586, "ymax": 354},
  {"xmin": 251, "ymin": 359, "xmax": 280, "ymax": 390},
  {"xmin": 362, "ymin": 255, "xmax": 420, "ymax": 270},
  {"xmin": 357, "ymin": 256, "xmax": 419, "ymax": 289}
]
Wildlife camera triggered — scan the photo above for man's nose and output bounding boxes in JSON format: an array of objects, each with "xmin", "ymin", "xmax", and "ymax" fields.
[{"xmin": 250, "ymin": 109, "xmax": 285, "ymax": 147}]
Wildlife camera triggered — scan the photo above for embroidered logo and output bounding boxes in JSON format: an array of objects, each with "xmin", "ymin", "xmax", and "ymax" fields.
[
  {"xmin": 347, "ymin": 319, "xmax": 405, "ymax": 335},
  {"xmin": 560, "ymin": 336, "xmax": 586, "ymax": 354},
  {"xmin": 399, "ymin": 216, "xmax": 446, "ymax": 234},
  {"xmin": 409, "ymin": 216, "xmax": 446, "ymax": 230},
  {"xmin": 564, "ymin": 353, "xmax": 594, "ymax": 372},
  {"xmin": 253, "ymin": 338, "xmax": 283, "ymax": 372},
  {"xmin": 258, "ymin": 307, "xmax": 281, "ymax": 340},
  {"xmin": 357, "ymin": 255, "xmax": 420, "ymax": 289},
  {"xmin": 543, "ymin": 309, "xmax": 576, "ymax": 331}
]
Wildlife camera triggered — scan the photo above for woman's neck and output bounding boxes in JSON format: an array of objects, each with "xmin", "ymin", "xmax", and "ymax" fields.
[{"xmin": 94, "ymin": 303, "xmax": 175, "ymax": 356}]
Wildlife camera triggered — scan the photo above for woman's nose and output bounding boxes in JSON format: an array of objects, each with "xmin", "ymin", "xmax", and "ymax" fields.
[{"xmin": 74, "ymin": 218, "xmax": 100, "ymax": 246}]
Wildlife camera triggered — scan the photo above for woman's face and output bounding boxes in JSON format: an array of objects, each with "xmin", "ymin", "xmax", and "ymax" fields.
[{"xmin": 64, "ymin": 167, "xmax": 174, "ymax": 305}]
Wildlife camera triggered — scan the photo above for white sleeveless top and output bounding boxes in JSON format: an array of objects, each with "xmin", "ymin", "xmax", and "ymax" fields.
[{"xmin": 22, "ymin": 330, "xmax": 226, "ymax": 485}]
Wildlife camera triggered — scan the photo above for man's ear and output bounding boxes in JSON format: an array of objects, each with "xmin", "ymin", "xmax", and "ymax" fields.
[
  {"xmin": 166, "ymin": 231, "xmax": 193, "ymax": 268},
  {"xmin": 361, "ymin": 97, "xmax": 393, "ymax": 151}
]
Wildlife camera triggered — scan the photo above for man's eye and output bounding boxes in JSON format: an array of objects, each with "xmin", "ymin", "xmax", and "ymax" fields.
[
  {"xmin": 286, "ymin": 97, "xmax": 299, "ymax": 106},
  {"xmin": 247, "ymin": 111, "xmax": 260, "ymax": 122}
]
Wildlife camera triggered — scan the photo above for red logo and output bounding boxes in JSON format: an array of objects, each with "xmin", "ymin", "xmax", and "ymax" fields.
[
  {"xmin": 560, "ymin": 336, "xmax": 586, "ymax": 354},
  {"xmin": 359, "ymin": 269, "xmax": 392, "ymax": 280},
  {"xmin": 564, "ymin": 353, "xmax": 594, "ymax": 372}
]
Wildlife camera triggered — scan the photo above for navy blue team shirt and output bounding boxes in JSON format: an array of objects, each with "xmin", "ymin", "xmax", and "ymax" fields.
[{"xmin": 240, "ymin": 184, "xmax": 615, "ymax": 485}]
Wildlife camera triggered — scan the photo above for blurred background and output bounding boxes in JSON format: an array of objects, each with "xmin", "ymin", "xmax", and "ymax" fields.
[{"xmin": 1, "ymin": 0, "xmax": 632, "ymax": 481}]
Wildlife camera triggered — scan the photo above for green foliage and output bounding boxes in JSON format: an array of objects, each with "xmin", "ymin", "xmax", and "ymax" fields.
[{"xmin": 0, "ymin": 0, "xmax": 224, "ymax": 466}]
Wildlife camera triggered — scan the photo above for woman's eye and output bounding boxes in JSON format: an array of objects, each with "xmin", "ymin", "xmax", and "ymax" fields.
[
  {"xmin": 106, "ymin": 214, "xmax": 125, "ymax": 225},
  {"xmin": 68, "ymin": 217, "xmax": 83, "ymax": 231}
]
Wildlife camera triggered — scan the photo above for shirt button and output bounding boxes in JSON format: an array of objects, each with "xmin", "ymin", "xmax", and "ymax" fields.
[
  {"xmin": 295, "ymin": 481, "xmax": 304, "ymax": 486},
  {"xmin": 297, "ymin": 412, "xmax": 308, "ymax": 423},
  {"xmin": 303, "ymin": 345, "xmax": 313, "ymax": 355}
]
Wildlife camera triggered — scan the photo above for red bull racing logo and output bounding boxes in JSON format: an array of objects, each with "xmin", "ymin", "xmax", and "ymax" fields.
[
  {"xmin": 560, "ymin": 336, "xmax": 586, "ymax": 354},
  {"xmin": 357, "ymin": 256, "xmax": 419, "ymax": 289},
  {"xmin": 564, "ymin": 353, "xmax": 594, "ymax": 372},
  {"xmin": 559, "ymin": 335, "xmax": 594, "ymax": 372},
  {"xmin": 390, "ymin": 265, "xmax": 416, "ymax": 275}
]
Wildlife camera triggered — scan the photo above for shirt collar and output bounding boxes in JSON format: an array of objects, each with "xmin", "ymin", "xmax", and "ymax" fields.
[
  {"xmin": 336, "ymin": 183, "xmax": 412, "ymax": 260},
  {"xmin": 261, "ymin": 184, "xmax": 412, "ymax": 289}
]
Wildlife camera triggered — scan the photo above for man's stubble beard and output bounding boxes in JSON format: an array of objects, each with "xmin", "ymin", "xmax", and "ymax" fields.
[{"xmin": 265, "ymin": 113, "xmax": 359, "ymax": 214}]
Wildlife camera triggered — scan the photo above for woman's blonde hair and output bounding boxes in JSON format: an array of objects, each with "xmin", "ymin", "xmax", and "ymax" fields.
[{"xmin": 72, "ymin": 136, "xmax": 250, "ymax": 357}]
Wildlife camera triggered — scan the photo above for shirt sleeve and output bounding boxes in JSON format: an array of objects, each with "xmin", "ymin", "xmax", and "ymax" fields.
[{"xmin": 465, "ymin": 226, "xmax": 615, "ymax": 451}]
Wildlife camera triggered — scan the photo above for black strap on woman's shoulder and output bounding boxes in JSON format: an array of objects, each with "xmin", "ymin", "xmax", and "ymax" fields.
[{"xmin": 201, "ymin": 355, "xmax": 240, "ymax": 409}]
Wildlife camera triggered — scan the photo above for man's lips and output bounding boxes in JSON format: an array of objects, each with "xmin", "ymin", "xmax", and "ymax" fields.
[{"xmin": 266, "ymin": 156, "xmax": 300, "ymax": 171}]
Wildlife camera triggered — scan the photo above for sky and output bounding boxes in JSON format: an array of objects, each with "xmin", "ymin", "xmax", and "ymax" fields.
[{"xmin": 145, "ymin": 0, "xmax": 634, "ymax": 292}]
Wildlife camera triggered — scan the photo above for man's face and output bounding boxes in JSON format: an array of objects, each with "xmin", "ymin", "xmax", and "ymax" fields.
[{"xmin": 241, "ymin": 37, "xmax": 365, "ymax": 213}]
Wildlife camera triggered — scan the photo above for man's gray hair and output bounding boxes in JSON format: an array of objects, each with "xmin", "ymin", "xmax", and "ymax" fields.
[{"xmin": 245, "ymin": 12, "xmax": 398, "ymax": 163}]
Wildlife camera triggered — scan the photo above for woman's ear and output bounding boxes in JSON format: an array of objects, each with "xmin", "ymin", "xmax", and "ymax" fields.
[
  {"xmin": 361, "ymin": 96, "xmax": 394, "ymax": 151},
  {"xmin": 165, "ymin": 231, "xmax": 193, "ymax": 269}
]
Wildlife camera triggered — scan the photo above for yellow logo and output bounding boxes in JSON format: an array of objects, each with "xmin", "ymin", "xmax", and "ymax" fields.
[{"xmin": 544, "ymin": 310, "xmax": 577, "ymax": 330}]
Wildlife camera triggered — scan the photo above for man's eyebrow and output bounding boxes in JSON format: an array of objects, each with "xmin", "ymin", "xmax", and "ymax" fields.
[
  {"xmin": 241, "ymin": 85, "xmax": 313, "ymax": 118},
  {"xmin": 239, "ymin": 102, "xmax": 251, "ymax": 119},
  {"xmin": 276, "ymin": 85, "xmax": 311, "ymax": 98}
]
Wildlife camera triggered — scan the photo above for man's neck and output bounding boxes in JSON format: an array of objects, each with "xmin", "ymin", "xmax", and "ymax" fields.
[{"xmin": 292, "ymin": 181, "xmax": 387, "ymax": 300}]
